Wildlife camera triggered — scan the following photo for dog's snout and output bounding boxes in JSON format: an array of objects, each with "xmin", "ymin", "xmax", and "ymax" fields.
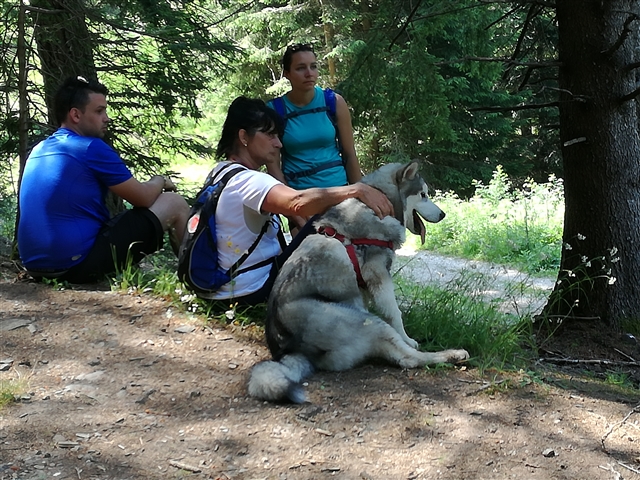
[{"xmin": 439, "ymin": 211, "xmax": 446, "ymax": 221}]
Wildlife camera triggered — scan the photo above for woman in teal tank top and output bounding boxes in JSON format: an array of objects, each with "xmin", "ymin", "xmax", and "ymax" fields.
[{"xmin": 266, "ymin": 43, "xmax": 363, "ymax": 230}]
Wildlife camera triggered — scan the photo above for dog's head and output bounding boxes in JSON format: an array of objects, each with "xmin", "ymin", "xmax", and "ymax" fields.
[
  {"xmin": 396, "ymin": 161, "xmax": 445, "ymax": 244},
  {"xmin": 361, "ymin": 161, "xmax": 445, "ymax": 244}
]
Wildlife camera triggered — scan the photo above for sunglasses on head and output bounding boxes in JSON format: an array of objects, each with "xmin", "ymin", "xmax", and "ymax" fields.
[{"xmin": 285, "ymin": 43, "xmax": 314, "ymax": 55}]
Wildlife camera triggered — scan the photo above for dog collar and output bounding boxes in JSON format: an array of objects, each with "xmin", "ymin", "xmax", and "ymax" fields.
[{"xmin": 317, "ymin": 226, "xmax": 394, "ymax": 288}]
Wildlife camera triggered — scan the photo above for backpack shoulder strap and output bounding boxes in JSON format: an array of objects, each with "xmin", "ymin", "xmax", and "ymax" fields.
[
  {"xmin": 213, "ymin": 167, "xmax": 281, "ymax": 277},
  {"xmin": 205, "ymin": 162, "xmax": 243, "ymax": 186},
  {"xmin": 323, "ymin": 88, "xmax": 337, "ymax": 124},
  {"xmin": 198, "ymin": 162, "xmax": 242, "ymax": 193},
  {"xmin": 322, "ymin": 88, "xmax": 343, "ymax": 156},
  {"xmin": 271, "ymin": 96, "xmax": 287, "ymax": 125}
]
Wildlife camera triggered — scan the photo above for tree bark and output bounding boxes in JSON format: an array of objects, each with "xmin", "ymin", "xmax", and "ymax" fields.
[
  {"xmin": 30, "ymin": 0, "xmax": 97, "ymax": 128},
  {"xmin": 544, "ymin": 1, "xmax": 640, "ymax": 330},
  {"xmin": 320, "ymin": 0, "xmax": 336, "ymax": 84}
]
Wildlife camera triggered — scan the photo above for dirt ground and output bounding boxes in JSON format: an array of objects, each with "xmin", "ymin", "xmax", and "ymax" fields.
[{"xmin": 1, "ymin": 256, "xmax": 640, "ymax": 480}]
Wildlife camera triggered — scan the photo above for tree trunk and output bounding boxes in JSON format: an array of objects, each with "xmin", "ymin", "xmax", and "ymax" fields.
[
  {"xmin": 544, "ymin": 1, "xmax": 640, "ymax": 331},
  {"xmin": 320, "ymin": 0, "xmax": 336, "ymax": 84},
  {"xmin": 30, "ymin": 0, "xmax": 97, "ymax": 128}
]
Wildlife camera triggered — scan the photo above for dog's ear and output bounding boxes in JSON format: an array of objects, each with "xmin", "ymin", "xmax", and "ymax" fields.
[{"xmin": 399, "ymin": 161, "xmax": 420, "ymax": 182}]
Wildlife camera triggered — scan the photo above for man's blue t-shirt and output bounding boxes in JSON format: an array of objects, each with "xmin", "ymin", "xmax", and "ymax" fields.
[
  {"xmin": 18, "ymin": 128, "xmax": 132, "ymax": 271},
  {"xmin": 268, "ymin": 86, "xmax": 347, "ymax": 189}
]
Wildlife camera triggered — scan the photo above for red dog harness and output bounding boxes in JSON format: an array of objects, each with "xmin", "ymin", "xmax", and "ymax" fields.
[{"xmin": 317, "ymin": 226, "xmax": 395, "ymax": 288}]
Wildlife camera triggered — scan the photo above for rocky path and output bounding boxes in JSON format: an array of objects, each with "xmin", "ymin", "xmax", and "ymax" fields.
[{"xmin": 394, "ymin": 246, "xmax": 555, "ymax": 316}]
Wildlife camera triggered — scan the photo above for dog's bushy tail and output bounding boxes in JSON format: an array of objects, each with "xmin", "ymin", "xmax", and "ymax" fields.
[{"xmin": 248, "ymin": 353, "xmax": 314, "ymax": 404}]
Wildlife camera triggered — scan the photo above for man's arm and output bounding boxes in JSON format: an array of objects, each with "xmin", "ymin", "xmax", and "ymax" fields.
[
  {"xmin": 109, "ymin": 175, "xmax": 175, "ymax": 208},
  {"xmin": 261, "ymin": 183, "xmax": 393, "ymax": 219}
]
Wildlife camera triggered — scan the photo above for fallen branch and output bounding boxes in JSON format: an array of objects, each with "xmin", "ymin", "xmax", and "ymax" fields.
[
  {"xmin": 601, "ymin": 403, "xmax": 640, "ymax": 452},
  {"xmin": 464, "ymin": 379, "xmax": 507, "ymax": 396},
  {"xmin": 539, "ymin": 357, "xmax": 640, "ymax": 368},
  {"xmin": 598, "ymin": 464, "xmax": 623, "ymax": 479},
  {"xmin": 614, "ymin": 348, "xmax": 637, "ymax": 363},
  {"xmin": 617, "ymin": 461, "xmax": 640, "ymax": 475},
  {"xmin": 169, "ymin": 460, "xmax": 202, "ymax": 473}
]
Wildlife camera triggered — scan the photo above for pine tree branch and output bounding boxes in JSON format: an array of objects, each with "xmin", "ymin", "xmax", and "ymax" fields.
[
  {"xmin": 601, "ymin": 13, "xmax": 639, "ymax": 57},
  {"xmin": 478, "ymin": 0, "xmax": 555, "ymax": 7},
  {"xmin": 435, "ymin": 56, "xmax": 560, "ymax": 68},
  {"xmin": 624, "ymin": 61, "xmax": 640, "ymax": 72},
  {"xmin": 389, "ymin": 0, "xmax": 423, "ymax": 49},
  {"xmin": 468, "ymin": 101, "xmax": 559, "ymax": 113},
  {"xmin": 620, "ymin": 85, "xmax": 640, "ymax": 103}
]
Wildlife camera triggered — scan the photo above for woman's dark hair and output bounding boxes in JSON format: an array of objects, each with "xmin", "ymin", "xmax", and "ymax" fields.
[
  {"xmin": 216, "ymin": 97, "xmax": 284, "ymax": 159},
  {"xmin": 54, "ymin": 76, "xmax": 108, "ymax": 126},
  {"xmin": 282, "ymin": 43, "xmax": 316, "ymax": 71}
]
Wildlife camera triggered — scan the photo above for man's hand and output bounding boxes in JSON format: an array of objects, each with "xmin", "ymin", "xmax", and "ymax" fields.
[{"xmin": 163, "ymin": 176, "xmax": 178, "ymax": 192}]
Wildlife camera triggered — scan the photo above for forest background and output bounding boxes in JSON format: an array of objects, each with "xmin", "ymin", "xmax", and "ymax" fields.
[{"xmin": 1, "ymin": 0, "xmax": 639, "ymax": 336}]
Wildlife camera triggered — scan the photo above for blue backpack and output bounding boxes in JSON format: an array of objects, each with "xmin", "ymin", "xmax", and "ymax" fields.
[
  {"xmin": 177, "ymin": 164, "xmax": 282, "ymax": 296},
  {"xmin": 271, "ymin": 88, "xmax": 344, "ymax": 183}
]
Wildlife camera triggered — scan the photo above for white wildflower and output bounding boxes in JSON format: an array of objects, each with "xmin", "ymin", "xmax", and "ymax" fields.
[
  {"xmin": 608, "ymin": 277, "xmax": 617, "ymax": 285},
  {"xmin": 577, "ymin": 233, "xmax": 586, "ymax": 240},
  {"xmin": 563, "ymin": 243, "xmax": 573, "ymax": 250}
]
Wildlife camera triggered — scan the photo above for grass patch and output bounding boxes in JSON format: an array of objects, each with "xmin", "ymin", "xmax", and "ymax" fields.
[
  {"xmin": 0, "ymin": 377, "xmax": 29, "ymax": 409},
  {"xmin": 396, "ymin": 273, "xmax": 537, "ymax": 373}
]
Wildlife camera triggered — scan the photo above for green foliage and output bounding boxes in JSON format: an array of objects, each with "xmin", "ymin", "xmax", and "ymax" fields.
[
  {"xmin": 542, "ymin": 237, "xmax": 618, "ymax": 319},
  {"xmin": 0, "ymin": 381, "xmax": 21, "ymax": 409},
  {"xmin": 604, "ymin": 370, "xmax": 634, "ymax": 389},
  {"xmin": 0, "ymin": 1, "xmax": 240, "ymax": 180},
  {"xmin": 41, "ymin": 277, "xmax": 71, "ymax": 290},
  {"xmin": 420, "ymin": 166, "xmax": 564, "ymax": 274},
  {"xmin": 0, "ymin": 186, "xmax": 16, "ymax": 240},
  {"xmin": 208, "ymin": 1, "xmax": 562, "ymax": 193},
  {"xmin": 110, "ymin": 245, "xmax": 182, "ymax": 300}
]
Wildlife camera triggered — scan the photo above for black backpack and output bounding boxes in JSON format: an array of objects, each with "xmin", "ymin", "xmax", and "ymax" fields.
[{"xmin": 177, "ymin": 164, "xmax": 281, "ymax": 296}]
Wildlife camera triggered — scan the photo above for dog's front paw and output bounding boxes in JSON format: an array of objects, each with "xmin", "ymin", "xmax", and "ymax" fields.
[
  {"xmin": 446, "ymin": 349, "xmax": 470, "ymax": 363},
  {"xmin": 404, "ymin": 335, "xmax": 419, "ymax": 350}
]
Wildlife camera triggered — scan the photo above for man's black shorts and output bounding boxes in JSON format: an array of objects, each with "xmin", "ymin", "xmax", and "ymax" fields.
[{"xmin": 61, "ymin": 208, "xmax": 163, "ymax": 283}]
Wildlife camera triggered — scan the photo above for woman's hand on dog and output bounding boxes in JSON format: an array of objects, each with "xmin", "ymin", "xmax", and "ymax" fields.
[{"xmin": 355, "ymin": 184, "xmax": 394, "ymax": 219}]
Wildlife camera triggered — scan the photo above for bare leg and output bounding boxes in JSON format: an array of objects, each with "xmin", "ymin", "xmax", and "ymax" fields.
[{"xmin": 149, "ymin": 192, "xmax": 190, "ymax": 255}]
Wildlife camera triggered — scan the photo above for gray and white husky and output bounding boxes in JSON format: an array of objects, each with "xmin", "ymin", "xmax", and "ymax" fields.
[{"xmin": 248, "ymin": 162, "xmax": 469, "ymax": 403}]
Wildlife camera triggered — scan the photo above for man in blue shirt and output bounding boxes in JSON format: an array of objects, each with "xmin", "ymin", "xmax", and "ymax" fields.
[{"xmin": 18, "ymin": 76, "xmax": 190, "ymax": 283}]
